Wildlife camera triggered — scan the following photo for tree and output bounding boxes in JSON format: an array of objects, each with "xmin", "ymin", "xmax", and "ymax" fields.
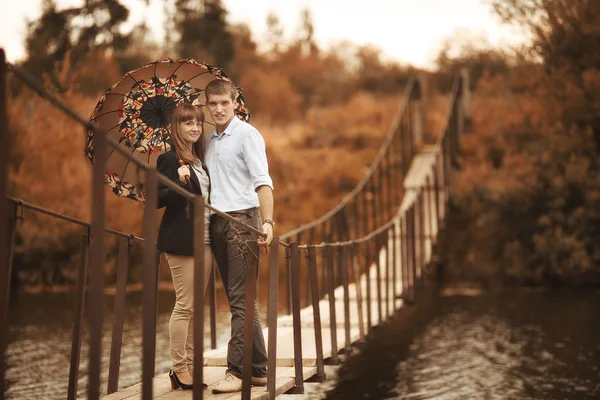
[
  {"xmin": 297, "ymin": 7, "xmax": 317, "ymax": 56},
  {"xmin": 355, "ymin": 46, "xmax": 412, "ymax": 94},
  {"xmin": 23, "ymin": 0, "xmax": 131, "ymax": 91},
  {"xmin": 492, "ymin": 0, "xmax": 600, "ymax": 152},
  {"xmin": 265, "ymin": 11, "xmax": 284, "ymax": 55},
  {"xmin": 434, "ymin": 32, "xmax": 512, "ymax": 92},
  {"xmin": 175, "ymin": 0, "xmax": 234, "ymax": 68}
]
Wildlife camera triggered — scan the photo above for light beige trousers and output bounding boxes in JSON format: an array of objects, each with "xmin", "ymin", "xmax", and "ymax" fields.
[{"xmin": 164, "ymin": 245, "xmax": 213, "ymax": 373}]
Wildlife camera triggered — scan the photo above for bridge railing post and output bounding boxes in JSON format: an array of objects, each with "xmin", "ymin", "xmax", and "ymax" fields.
[
  {"xmin": 193, "ymin": 196, "xmax": 207, "ymax": 400},
  {"xmin": 411, "ymin": 73, "xmax": 427, "ymax": 152},
  {"xmin": 0, "ymin": 48, "xmax": 12, "ymax": 400},
  {"xmin": 385, "ymin": 227, "xmax": 392, "ymax": 317},
  {"xmin": 400, "ymin": 214, "xmax": 408, "ymax": 303},
  {"xmin": 209, "ymin": 261, "xmax": 217, "ymax": 350},
  {"xmin": 324, "ymin": 244, "xmax": 340, "ymax": 365},
  {"xmin": 267, "ymin": 238, "xmax": 280, "ymax": 398},
  {"xmin": 364, "ymin": 240, "xmax": 373, "ymax": 333},
  {"xmin": 341, "ymin": 245, "xmax": 351, "ymax": 352},
  {"xmin": 374, "ymin": 233, "xmax": 383, "ymax": 324},
  {"xmin": 67, "ymin": 230, "xmax": 89, "ymax": 400},
  {"xmin": 88, "ymin": 121, "xmax": 108, "ymax": 400},
  {"xmin": 288, "ymin": 242, "xmax": 304, "ymax": 394},
  {"xmin": 306, "ymin": 246, "xmax": 326, "ymax": 382},
  {"xmin": 406, "ymin": 208, "xmax": 416, "ymax": 304},
  {"xmin": 107, "ymin": 237, "xmax": 131, "ymax": 395},
  {"xmin": 419, "ymin": 189, "xmax": 427, "ymax": 285},
  {"xmin": 391, "ymin": 222, "xmax": 398, "ymax": 309},
  {"xmin": 141, "ymin": 166, "xmax": 159, "ymax": 400},
  {"xmin": 0, "ymin": 202, "xmax": 17, "ymax": 400},
  {"xmin": 351, "ymin": 244, "xmax": 365, "ymax": 341}
]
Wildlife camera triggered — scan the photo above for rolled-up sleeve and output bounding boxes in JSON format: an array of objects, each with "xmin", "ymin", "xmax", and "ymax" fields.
[{"xmin": 242, "ymin": 129, "xmax": 274, "ymax": 190}]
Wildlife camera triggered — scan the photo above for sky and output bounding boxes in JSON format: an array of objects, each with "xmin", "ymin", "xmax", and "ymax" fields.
[{"xmin": 0, "ymin": 0, "xmax": 526, "ymax": 69}]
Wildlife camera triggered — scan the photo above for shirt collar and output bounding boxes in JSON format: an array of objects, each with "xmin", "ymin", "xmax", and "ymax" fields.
[{"xmin": 211, "ymin": 115, "xmax": 240, "ymax": 139}]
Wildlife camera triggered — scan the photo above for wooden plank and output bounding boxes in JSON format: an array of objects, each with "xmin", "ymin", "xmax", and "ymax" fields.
[
  {"xmin": 102, "ymin": 367, "xmax": 316, "ymax": 400},
  {"xmin": 102, "ymin": 374, "xmax": 173, "ymax": 400},
  {"xmin": 403, "ymin": 152, "xmax": 436, "ymax": 190}
]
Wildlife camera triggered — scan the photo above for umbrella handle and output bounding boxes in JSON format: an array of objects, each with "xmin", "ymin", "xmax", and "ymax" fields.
[{"xmin": 179, "ymin": 159, "xmax": 191, "ymax": 186}]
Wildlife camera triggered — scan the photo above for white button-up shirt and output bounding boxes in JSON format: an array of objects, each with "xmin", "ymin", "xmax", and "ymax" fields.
[{"xmin": 205, "ymin": 116, "xmax": 274, "ymax": 213}]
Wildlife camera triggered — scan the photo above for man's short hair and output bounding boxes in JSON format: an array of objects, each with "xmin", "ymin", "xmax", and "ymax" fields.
[{"xmin": 205, "ymin": 79, "xmax": 237, "ymax": 102}]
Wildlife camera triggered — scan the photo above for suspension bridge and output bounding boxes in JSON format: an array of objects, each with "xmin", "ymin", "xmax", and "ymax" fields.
[{"xmin": 0, "ymin": 48, "xmax": 469, "ymax": 400}]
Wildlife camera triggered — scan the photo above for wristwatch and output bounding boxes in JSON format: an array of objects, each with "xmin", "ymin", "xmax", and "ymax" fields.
[{"xmin": 263, "ymin": 219, "xmax": 275, "ymax": 227}]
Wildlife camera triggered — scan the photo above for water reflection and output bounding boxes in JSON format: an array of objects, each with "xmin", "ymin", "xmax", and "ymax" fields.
[
  {"xmin": 325, "ymin": 290, "xmax": 600, "ymax": 400},
  {"xmin": 5, "ymin": 289, "xmax": 233, "ymax": 400}
]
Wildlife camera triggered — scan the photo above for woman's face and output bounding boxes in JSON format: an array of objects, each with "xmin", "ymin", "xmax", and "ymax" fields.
[{"xmin": 179, "ymin": 118, "xmax": 202, "ymax": 145}]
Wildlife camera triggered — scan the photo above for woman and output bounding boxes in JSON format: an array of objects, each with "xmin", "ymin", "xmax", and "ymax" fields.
[{"xmin": 157, "ymin": 103, "xmax": 212, "ymax": 390}]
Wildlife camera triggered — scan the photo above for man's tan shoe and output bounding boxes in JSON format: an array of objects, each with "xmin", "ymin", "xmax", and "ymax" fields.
[
  {"xmin": 212, "ymin": 373, "xmax": 242, "ymax": 394},
  {"xmin": 251, "ymin": 376, "xmax": 267, "ymax": 386}
]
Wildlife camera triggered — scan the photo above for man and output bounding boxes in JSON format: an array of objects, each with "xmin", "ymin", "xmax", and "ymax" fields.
[{"xmin": 204, "ymin": 79, "xmax": 274, "ymax": 394}]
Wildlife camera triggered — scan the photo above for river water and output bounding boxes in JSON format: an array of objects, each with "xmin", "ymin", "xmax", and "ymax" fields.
[
  {"xmin": 322, "ymin": 289, "xmax": 600, "ymax": 400},
  {"xmin": 5, "ymin": 288, "xmax": 239, "ymax": 400},
  {"xmin": 6, "ymin": 288, "xmax": 600, "ymax": 399}
]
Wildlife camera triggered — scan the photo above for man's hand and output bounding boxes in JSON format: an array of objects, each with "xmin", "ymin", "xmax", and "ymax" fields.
[{"xmin": 258, "ymin": 222, "xmax": 273, "ymax": 248}]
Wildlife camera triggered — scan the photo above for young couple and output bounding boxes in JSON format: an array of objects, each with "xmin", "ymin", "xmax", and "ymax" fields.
[{"xmin": 156, "ymin": 79, "xmax": 275, "ymax": 394}]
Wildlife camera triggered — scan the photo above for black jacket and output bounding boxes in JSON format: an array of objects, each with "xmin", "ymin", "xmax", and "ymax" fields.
[{"xmin": 156, "ymin": 150, "xmax": 209, "ymax": 256}]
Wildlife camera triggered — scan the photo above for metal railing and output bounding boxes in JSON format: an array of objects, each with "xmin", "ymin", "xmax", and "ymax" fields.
[{"xmin": 0, "ymin": 46, "xmax": 468, "ymax": 400}]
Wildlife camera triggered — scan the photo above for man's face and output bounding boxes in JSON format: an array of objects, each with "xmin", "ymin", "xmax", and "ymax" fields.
[{"xmin": 206, "ymin": 93, "xmax": 235, "ymax": 128}]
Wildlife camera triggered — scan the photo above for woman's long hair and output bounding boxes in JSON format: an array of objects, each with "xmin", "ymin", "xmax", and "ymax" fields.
[{"xmin": 169, "ymin": 103, "xmax": 206, "ymax": 166}]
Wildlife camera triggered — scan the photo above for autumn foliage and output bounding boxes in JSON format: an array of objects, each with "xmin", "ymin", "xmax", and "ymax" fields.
[
  {"xmin": 440, "ymin": 0, "xmax": 600, "ymax": 287},
  {"xmin": 6, "ymin": 3, "xmax": 441, "ymax": 289},
  {"xmin": 8, "ymin": 0, "xmax": 600, "ymax": 289}
]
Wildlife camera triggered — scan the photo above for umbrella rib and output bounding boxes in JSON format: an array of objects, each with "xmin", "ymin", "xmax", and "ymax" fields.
[
  {"xmin": 178, "ymin": 88, "xmax": 204, "ymax": 102},
  {"xmin": 116, "ymin": 144, "xmax": 140, "ymax": 196},
  {"xmin": 156, "ymin": 89, "xmax": 168, "ymax": 120},
  {"xmin": 168, "ymin": 62, "xmax": 186, "ymax": 81},
  {"xmin": 176, "ymin": 71, "xmax": 211, "ymax": 94},
  {"xmin": 103, "ymin": 92, "xmax": 143, "ymax": 102},
  {"xmin": 92, "ymin": 109, "xmax": 127, "ymax": 120},
  {"xmin": 101, "ymin": 122, "xmax": 132, "ymax": 161},
  {"xmin": 148, "ymin": 109, "xmax": 162, "ymax": 129},
  {"xmin": 161, "ymin": 128, "xmax": 169, "ymax": 153},
  {"xmin": 125, "ymin": 72, "xmax": 152, "ymax": 101}
]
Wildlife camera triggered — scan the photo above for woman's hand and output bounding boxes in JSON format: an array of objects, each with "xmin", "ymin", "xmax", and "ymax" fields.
[{"xmin": 177, "ymin": 165, "xmax": 191, "ymax": 184}]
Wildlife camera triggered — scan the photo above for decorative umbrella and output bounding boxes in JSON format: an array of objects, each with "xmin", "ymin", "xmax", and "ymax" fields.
[{"xmin": 86, "ymin": 58, "xmax": 249, "ymax": 202}]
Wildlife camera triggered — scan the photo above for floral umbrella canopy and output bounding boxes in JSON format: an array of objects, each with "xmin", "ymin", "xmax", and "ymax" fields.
[{"xmin": 86, "ymin": 58, "xmax": 249, "ymax": 203}]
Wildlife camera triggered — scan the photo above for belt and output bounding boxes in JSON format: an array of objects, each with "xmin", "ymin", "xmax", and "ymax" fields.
[{"xmin": 212, "ymin": 207, "xmax": 258, "ymax": 219}]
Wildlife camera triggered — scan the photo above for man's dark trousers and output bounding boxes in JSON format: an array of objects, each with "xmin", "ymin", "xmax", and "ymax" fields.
[{"xmin": 210, "ymin": 207, "xmax": 268, "ymax": 379}]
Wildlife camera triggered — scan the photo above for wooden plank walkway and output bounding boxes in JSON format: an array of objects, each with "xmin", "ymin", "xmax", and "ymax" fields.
[
  {"xmin": 102, "ymin": 258, "xmax": 403, "ymax": 399},
  {"xmin": 102, "ymin": 148, "xmax": 441, "ymax": 399}
]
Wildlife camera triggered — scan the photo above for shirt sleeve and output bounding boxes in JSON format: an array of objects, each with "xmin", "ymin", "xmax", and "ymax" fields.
[{"xmin": 241, "ymin": 128, "xmax": 274, "ymax": 191}]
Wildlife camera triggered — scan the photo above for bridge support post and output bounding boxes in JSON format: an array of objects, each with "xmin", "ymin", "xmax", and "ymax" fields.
[
  {"xmin": 241, "ymin": 239, "xmax": 257, "ymax": 400},
  {"xmin": 193, "ymin": 197, "xmax": 207, "ymax": 400},
  {"xmin": 0, "ymin": 48, "xmax": 11, "ymax": 400},
  {"xmin": 351, "ymin": 244, "xmax": 366, "ymax": 341},
  {"xmin": 460, "ymin": 67, "xmax": 472, "ymax": 134},
  {"xmin": 67, "ymin": 230, "xmax": 90, "ymax": 400},
  {"xmin": 209, "ymin": 261, "xmax": 217, "ymax": 350},
  {"xmin": 267, "ymin": 238, "xmax": 280, "ymax": 398},
  {"xmin": 306, "ymin": 246, "xmax": 326, "ymax": 382},
  {"xmin": 87, "ymin": 123, "xmax": 108, "ymax": 400},
  {"xmin": 107, "ymin": 237, "xmax": 130, "ymax": 395},
  {"xmin": 411, "ymin": 74, "xmax": 427, "ymax": 151},
  {"xmin": 324, "ymin": 245, "xmax": 341, "ymax": 365},
  {"xmin": 288, "ymin": 242, "xmax": 305, "ymax": 394}
]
